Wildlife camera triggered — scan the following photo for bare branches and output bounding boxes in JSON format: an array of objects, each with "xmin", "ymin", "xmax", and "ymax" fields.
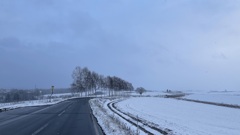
[{"xmin": 71, "ymin": 66, "xmax": 134, "ymax": 96}]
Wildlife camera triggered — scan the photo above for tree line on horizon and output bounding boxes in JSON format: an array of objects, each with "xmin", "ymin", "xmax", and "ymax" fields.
[
  {"xmin": 0, "ymin": 89, "xmax": 42, "ymax": 103},
  {"xmin": 71, "ymin": 66, "xmax": 134, "ymax": 96},
  {"xmin": 0, "ymin": 88, "xmax": 71, "ymax": 103}
]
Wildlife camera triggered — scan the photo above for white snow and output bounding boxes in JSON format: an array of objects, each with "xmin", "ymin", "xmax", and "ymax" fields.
[
  {"xmin": 116, "ymin": 97, "xmax": 240, "ymax": 135},
  {"xmin": 184, "ymin": 91, "xmax": 240, "ymax": 105},
  {"xmin": 129, "ymin": 91, "xmax": 168, "ymax": 97},
  {"xmin": 4, "ymin": 90, "xmax": 239, "ymax": 135},
  {"xmin": 43, "ymin": 93, "xmax": 73, "ymax": 98},
  {"xmin": 0, "ymin": 93, "xmax": 76, "ymax": 110},
  {"xmin": 89, "ymin": 98, "xmax": 141, "ymax": 135},
  {"xmin": 0, "ymin": 98, "xmax": 65, "ymax": 110}
]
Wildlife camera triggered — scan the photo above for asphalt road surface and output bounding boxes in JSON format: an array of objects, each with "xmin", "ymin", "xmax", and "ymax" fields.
[{"xmin": 0, "ymin": 98, "xmax": 104, "ymax": 135}]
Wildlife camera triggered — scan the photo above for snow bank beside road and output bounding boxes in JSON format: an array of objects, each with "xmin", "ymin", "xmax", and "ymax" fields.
[
  {"xmin": 0, "ymin": 93, "xmax": 76, "ymax": 111},
  {"xmin": 89, "ymin": 98, "xmax": 145, "ymax": 135},
  {"xmin": 0, "ymin": 98, "xmax": 68, "ymax": 111}
]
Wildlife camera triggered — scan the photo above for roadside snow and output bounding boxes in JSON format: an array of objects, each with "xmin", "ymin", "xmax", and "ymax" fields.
[
  {"xmin": 43, "ymin": 93, "xmax": 73, "ymax": 98},
  {"xmin": 0, "ymin": 98, "xmax": 67, "ymax": 110},
  {"xmin": 116, "ymin": 97, "xmax": 240, "ymax": 135},
  {"xmin": 0, "ymin": 93, "xmax": 77, "ymax": 110},
  {"xmin": 89, "ymin": 98, "xmax": 146, "ymax": 135}
]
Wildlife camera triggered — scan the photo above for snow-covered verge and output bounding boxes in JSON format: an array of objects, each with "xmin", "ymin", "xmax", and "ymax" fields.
[
  {"xmin": 89, "ymin": 98, "xmax": 145, "ymax": 135},
  {"xmin": 0, "ymin": 98, "xmax": 64, "ymax": 111},
  {"xmin": 0, "ymin": 93, "xmax": 77, "ymax": 111},
  {"xmin": 108, "ymin": 99, "xmax": 173, "ymax": 135},
  {"xmin": 43, "ymin": 93, "xmax": 73, "ymax": 98},
  {"xmin": 116, "ymin": 97, "xmax": 240, "ymax": 135},
  {"xmin": 183, "ymin": 91, "xmax": 240, "ymax": 106}
]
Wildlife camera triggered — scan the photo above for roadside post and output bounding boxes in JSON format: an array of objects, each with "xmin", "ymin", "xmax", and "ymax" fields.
[
  {"xmin": 50, "ymin": 86, "xmax": 54, "ymax": 102},
  {"xmin": 51, "ymin": 86, "xmax": 54, "ymax": 95}
]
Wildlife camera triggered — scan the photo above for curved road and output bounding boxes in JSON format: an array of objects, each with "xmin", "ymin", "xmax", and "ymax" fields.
[{"xmin": 0, "ymin": 98, "xmax": 103, "ymax": 135}]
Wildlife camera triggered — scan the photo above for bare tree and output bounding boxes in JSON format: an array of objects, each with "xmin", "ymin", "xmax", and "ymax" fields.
[
  {"xmin": 71, "ymin": 66, "xmax": 85, "ymax": 96},
  {"xmin": 91, "ymin": 71, "xmax": 99, "ymax": 93},
  {"xmin": 136, "ymin": 87, "xmax": 146, "ymax": 95},
  {"xmin": 71, "ymin": 66, "xmax": 135, "ymax": 97}
]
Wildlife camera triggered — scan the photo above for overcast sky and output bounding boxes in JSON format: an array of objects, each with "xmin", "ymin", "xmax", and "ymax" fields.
[{"xmin": 0, "ymin": 0, "xmax": 240, "ymax": 91}]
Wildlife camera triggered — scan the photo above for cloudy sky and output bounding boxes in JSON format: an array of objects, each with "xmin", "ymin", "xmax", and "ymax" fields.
[{"xmin": 0, "ymin": 0, "xmax": 240, "ymax": 91}]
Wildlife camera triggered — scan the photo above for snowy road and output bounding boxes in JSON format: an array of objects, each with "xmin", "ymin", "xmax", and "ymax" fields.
[{"xmin": 0, "ymin": 98, "xmax": 103, "ymax": 135}]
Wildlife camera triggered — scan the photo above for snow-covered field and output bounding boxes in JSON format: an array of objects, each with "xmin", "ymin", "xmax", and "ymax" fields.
[
  {"xmin": 116, "ymin": 97, "xmax": 240, "ymax": 135},
  {"xmin": 129, "ymin": 91, "xmax": 166, "ymax": 96},
  {"xmin": 184, "ymin": 91, "xmax": 240, "ymax": 105},
  {"xmin": 89, "ymin": 90, "xmax": 240, "ymax": 135}
]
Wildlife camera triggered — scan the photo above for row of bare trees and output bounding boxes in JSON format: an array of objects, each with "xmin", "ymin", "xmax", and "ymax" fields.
[{"xmin": 71, "ymin": 66, "xmax": 134, "ymax": 96}]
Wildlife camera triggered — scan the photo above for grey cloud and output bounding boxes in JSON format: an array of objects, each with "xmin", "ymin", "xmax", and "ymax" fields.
[
  {"xmin": 0, "ymin": 0, "xmax": 240, "ymax": 91},
  {"xmin": 0, "ymin": 37, "xmax": 22, "ymax": 48},
  {"xmin": 212, "ymin": 53, "xmax": 227, "ymax": 60}
]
